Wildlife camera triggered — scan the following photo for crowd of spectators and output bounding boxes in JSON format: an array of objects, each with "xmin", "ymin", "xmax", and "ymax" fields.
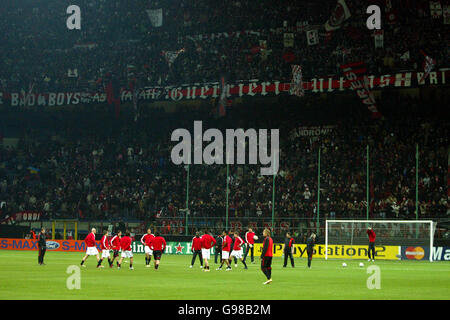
[
  {"xmin": 0, "ymin": 91, "xmax": 448, "ymax": 236},
  {"xmin": 1, "ymin": 0, "xmax": 448, "ymax": 92}
]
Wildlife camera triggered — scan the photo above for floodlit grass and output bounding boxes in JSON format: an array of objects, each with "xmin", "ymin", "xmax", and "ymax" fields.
[{"xmin": 0, "ymin": 250, "xmax": 448, "ymax": 300}]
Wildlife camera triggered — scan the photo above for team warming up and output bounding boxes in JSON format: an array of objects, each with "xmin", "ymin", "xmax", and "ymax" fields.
[{"xmin": 75, "ymin": 226, "xmax": 379, "ymax": 284}]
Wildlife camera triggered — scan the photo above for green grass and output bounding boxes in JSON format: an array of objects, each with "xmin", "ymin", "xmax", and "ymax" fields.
[{"xmin": 0, "ymin": 250, "xmax": 449, "ymax": 300}]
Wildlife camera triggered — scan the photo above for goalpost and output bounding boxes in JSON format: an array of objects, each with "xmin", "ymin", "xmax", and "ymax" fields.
[{"xmin": 325, "ymin": 220, "xmax": 436, "ymax": 262}]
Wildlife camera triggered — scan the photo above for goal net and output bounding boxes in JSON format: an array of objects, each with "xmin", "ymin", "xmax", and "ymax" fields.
[{"xmin": 325, "ymin": 220, "xmax": 436, "ymax": 262}]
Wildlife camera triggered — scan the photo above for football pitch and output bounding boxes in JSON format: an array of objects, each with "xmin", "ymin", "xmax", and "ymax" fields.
[{"xmin": 0, "ymin": 251, "xmax": 449, "ymax": 300}]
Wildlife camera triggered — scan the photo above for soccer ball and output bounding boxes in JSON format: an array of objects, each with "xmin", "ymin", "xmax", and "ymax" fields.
[
  {"xmin": 253, "ymin": 235, "xmax": 258, "ymax": 240},
  {"xmin": 359, "ymin": 262, "xmax": 364, "ymax": 267},
  {"xmin": 342, "ymin": 262, "xmax": 347, "ymax": 267}
]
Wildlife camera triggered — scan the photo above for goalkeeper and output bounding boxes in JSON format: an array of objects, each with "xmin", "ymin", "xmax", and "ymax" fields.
[{"xmin": 367, "ymin": 227, "xmax": 376, "ymax": 262}]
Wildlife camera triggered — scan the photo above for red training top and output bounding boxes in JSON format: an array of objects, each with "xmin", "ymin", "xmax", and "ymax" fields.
[
  {"xmin": 201, "ymin": 234, "xmax": 216, "ymax": 249},
  {"xmin": 120, "ymin": 236, "xmax": 132, "ymax": 251},
  {"xmin": 151, "ymin": 236, "xmax": 166, "ymax": 251},
  {"xmin": 141, "ymin": 233, "xmax": 154, "ymax": 246},
  {"xmin": 100, "ymin": 235, "xmax": 110, "ymax": 250},
  {"xmin": 233, "ymin": 236, "xmax": 244, "ymax": 251},
  {"xmin": 367, "ymin": 229, "xmax": 376, "ymax": 243},
  {"xmin": 245, "ymin": 231, "xmax": 255, "ymax": 244},
  {"xmin": 262, "ymin": 236, "xmax": 273, "ymax": 257},
  {"xmin": 85, "ymin": 232, "xmax": 96, "ymax": 247},
  {"xmin": 192, "ymin": 237, "xmax": 202, "ymax": 251},
  {"xmin": 110, "ymin": 235, "xmax": 121, "ymax": 250},
  {"xmin": 222, "ymin": 235, "xmax": 232, "ymax": 252}
]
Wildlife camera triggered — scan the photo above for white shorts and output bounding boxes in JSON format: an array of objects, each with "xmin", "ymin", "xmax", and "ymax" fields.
[
  {"xmin": 121, "ymin": 250, "xmax": 133, "ymax": 258},
  {"xmin": 86, "ymin": 247, "xmax": 99, "ymax": 256},
  {"xmin": 201, "ymin": 248, "xmax": 211, "ymax": 260},
  {"xmin": 231, "ymin": 249, "xmax": 243, "ymax": 259},
  {"xmin": 144, "ymin": 246, "xmax": 153, "ymax": 255},
  {"xmin": 221, "ymin": 251, "xmax": 230, "ymax": 260},
  {"xmin": 101, "ymin": 249, "xmax": 110, "ymax": 259}
]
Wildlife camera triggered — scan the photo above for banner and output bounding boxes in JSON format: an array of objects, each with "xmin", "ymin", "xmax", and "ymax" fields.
[
  {"xmin": 324, "ymin": 0, "xmax": 351, "ymax": 31},
  {"xmin": 0, "ymin": 212, "xmax": 42, "ymax": 225},
  {"xmin": 253, "ymin": 243, "xmax": 400, "ymax": 260},
  {"xmin": 1, "ymin": 69, "xmax": 448, "ymax": 107},
  {"xmin": 306, "ymin": 29, "xmax": 319, "ymax": 46},
  {"xmin": 290, "ymin": 125, "xmax": 335, "ymax": 139},
  {"xmin": 340, "ymin": 61, "xmax": 381, "ymax": 119},
  {"xmin": 430, "ymin": 246, "xmax": 450, "ymax": 261},
  {"xmin": 146, "ymin": 8, "xmax": 163, "ymax": 27},
  {"xmin": 430, "ymin": 1, "xmax": 443, "ymax": 18},
  {"xmin": 0, "ymin": 238, "xmax": 100, "ymax": 252}
]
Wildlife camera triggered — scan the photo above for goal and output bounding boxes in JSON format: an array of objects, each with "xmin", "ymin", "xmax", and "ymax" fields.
[{"xmin": 325, "ymin": 220, "xmax": 437, "ymax": 262}]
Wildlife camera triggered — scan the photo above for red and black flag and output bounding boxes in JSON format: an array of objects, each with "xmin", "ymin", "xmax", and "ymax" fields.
[
  {"xmin": 105, "ymin": 73, "xmax": 121, "ymax": 118},
  {"xmin": 340, "ymin": 61, "xmax": 382, "ymax": 119}
]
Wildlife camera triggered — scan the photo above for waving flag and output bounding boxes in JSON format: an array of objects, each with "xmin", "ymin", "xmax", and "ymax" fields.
[
  {"xmin": 340, "ymin": 62, "xmax": 381, "ymax": 119},
  {"xmin": 419, "ymin": 50, "xmax": 436, "ymax": 83},
  {"xmin": 324, "ymin": 0, "xmax": 351, "ymax": 32},
  {"xmin": 290, "ymin": 65, "xmax": 305, "ymax": 97},
  {"xmin": 146, "ymin": 8, "xmax": 163, "ymax": 27},
  {"xmin": 162, "ymin": 48, "xmax": 185, "ymax": 68}
]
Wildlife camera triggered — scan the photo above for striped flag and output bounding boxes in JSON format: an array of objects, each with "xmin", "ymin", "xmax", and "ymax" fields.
[
  {"xmin": 290, "ymin": 65, "xmax": 305, "ymax": 97},
  {"xmin": 340, "ymin": 61, "xmax": 381, "ymax": 119}
]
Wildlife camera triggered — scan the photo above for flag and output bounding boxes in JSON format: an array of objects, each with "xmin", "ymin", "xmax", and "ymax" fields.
[
  {"xmin": 129, "ymin": 79, "xmax": 139, "ymax": 122},
  {"xmin": 105, "ymin": 74, "xmax": 121, "ymax": 119},
  {"xmin": 324, "ymin": 0, "xmax": 351, "ymax": 31},
  {"xmin": 443, "ymin": 4, "xmax": 450, "ymax": 24},
  {"xmin": 430, "ymin": 1, "xmax": 442, "ymax": 18},
  {"xmin": 27, "ymin": 166, "xmax": 40, "ymax": 174},
  {"xmin": 67, "ymin": 69, "xmax": 78, "ymax": 78},
  {"xmin": 340, "ymin": 62, "xmax": 381, "ymax": 119},
  {"xmin": 306, "ymin": 29, "xmax": 319, "ymax": 46},
  {"xmin": 162, "ymin": 48, "xmax": 185, "ymax": 68},
  {"xmin": 374, "ymin": 30, "xmax": 384, "ymax": 48},
  {"xmin": 400, "ymin": 50, "xmax": 410, "ymax": 61},
  {"xmin": 21, "ymin": 82, "xmax": 34, "ymax": 107},
  {"xmin": 419, "ymin": 50, "xmax": 436, "ymax": 82},
  {"xmin": 217, "ymin": 76, "xmax": 227, "ymax": 117},
  {"xmin": 290, "ymin": 65, "xmax": 305, "ymax": 97},
  {"xmin": 146, "ymin": 8, "xmax": 163, "ymax": 27},
  {"xmin": 283, "ymin": 33, "xmax": 294, "ymax": 47}
]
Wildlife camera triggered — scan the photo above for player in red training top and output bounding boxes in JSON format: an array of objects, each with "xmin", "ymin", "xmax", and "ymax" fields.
[
  {"xmin": 200, "ymin": 230, "xmax": 216, "ymax": 272},
  {"xmin": 190, "ymin": 232, "xmax": 203, "ymax": 269},
  {"xmin": 217, "ymin": 230, "xmax": 232, "ymax": 271},
  {"xmin": 80, "ymin": 228, "xmax": 102, "ymax": 268},
  {"xmin": 230, "ymin": 231, "xmax": 248, "ymax": 269},
  {"xmin": 260, "ymin": 228, "xmax": 273, "ymax": 285},
  {"xmin": 141, "ymin": 228, "xmax": 154, "ymax": 268},
  {"xmin": 109, "ymin": 231, "xmax": 122, "ymax": 267},
  {"xmin": 367, "ymin": 227, "xmax": 376, "ymax": 262},
  {"xmin": 98, "ymin": 229, "xmax": 113, "ymax": 268},
  {"xmin": 243, "ymin": 227, "xmax": 256, "ymax": 264},
  {"xmin": 118, "ymin": 231, "xmax": 133, "ymax": 270},
  {"xmin": 150, "ymin": 231, "xmax": 166, "ymax": 270}
]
